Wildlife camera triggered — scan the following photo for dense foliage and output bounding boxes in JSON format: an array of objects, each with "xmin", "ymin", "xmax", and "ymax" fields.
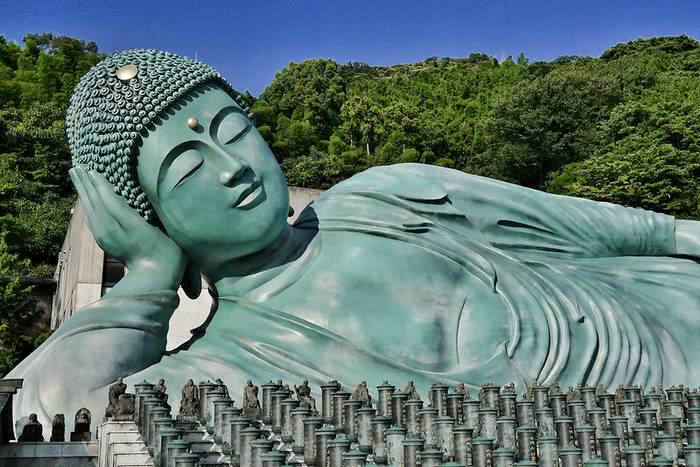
[
  {"xmin": 0, "ymin": 34, "xmax": 102, "ymax": 374},
  {"xmin": 1, "ymin": 33, "xmax": 700, "ymax": 373},
  {"xmin": 253, "ymin": 36, "xmax": 700, "ymax": 219}
]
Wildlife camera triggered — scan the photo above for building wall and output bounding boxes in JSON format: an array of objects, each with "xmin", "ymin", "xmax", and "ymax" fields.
[{"xmin": 51, "ymin": 186, "xmax": 325, "ymax": 350}]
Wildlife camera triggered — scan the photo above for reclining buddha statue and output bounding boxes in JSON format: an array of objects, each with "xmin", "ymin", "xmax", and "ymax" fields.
[{"xmin": 8, "ymin": 50, "xmax": 700, "ymax": 427}]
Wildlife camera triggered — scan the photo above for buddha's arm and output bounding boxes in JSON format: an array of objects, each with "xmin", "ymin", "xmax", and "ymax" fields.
[
  {"xmin": 675, "ymin": 219, "xmax": 700, "ymax": 258},
  {"xmin": 350, "ymin": 164, "xmax": 680, "ymax": 258}
]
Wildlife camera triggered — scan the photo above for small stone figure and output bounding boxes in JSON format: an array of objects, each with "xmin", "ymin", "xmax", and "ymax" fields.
[
  {"xmin": 215, "ymin": 378, "xmax": 230, "ymax": 398},
  {"xmin": 18, "ymin": 414, "xmax": 43, "ymax": 442},
  {"xmin": 550, "ymin": 383, "xmax": 562, "ymax": 395},
  {"xmin": 454, "ymin": 383, "xmax": 469, "ymax": 398},
  {"xmin": 351, "ymin": 381, "xmax": 372, "ymax": 407},
  {"xmin": 294, "ymin": 380, "xmax": 317, "ymax": 412},
  {"xmin": 242, "ymin": 380, "xmax": 262, "ymax": 418},
  {"xmin": 402, "ymin": 381, "xmax": 421, "ymax": 400},
  {"xmin": 178, "ymin": 379, "xmax": 199, "ymax": 420},
  {"xmin": 50, "ymin": 414, "xmax": 65, "ymax": 442},
  {"xmin": 114, "ymin": 394, "xmax": 136, "ymax": 420},
  {"xmin": 105, "ymin": 377, "xmax": 127, "ymax": 418},
  {"xmin": 70, "ymin": 408, "xmax": 92, "ymax": 441},
  {"xmin": 154, "ymin": 378, "xmax": 171, "ymax": 410},
  {"xmin": 502, "ymin": 382, "xmax": 516, "ymax": 394}
]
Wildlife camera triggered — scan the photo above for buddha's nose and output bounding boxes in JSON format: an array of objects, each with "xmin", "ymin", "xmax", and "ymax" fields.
[{"xmin": 219, "ymin": 158, "xmax": 249, "ymax": 186}]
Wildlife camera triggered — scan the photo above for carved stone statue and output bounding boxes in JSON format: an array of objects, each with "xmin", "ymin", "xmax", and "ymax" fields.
[
  {"xmin": 18, "ymin": 413, "xmax": 43, "ymax": 442},
  {"xmin": 69, "ymin": 408, "xmax": 91, "ymax": 441},
  {"xmin": 402, "ymin": 381, "xmax": 421, "ymax": 401},
  {"xmin": 242, "ymin": 380, "xmax": 261, "ymax": 418},
  {"xmin": 105, "ymin": 377, "xmax": 127, "ymax": 418},
  {"xmin": 294, "ymin": 380, "xmax": 316, "ymax": 412},
  {"xmin": 154, "ymin": 378, "xmax": 170, "ymax": 409},
  {"xmin": 50, "ymin": 414, "xmax": 65, "ymax": 442},
  {"xmin": 7, "ymin": 49, "xmax": 700, "ymax": 428},
  {"xmin": 351, "ymin": 381, "xmax": 372, "ymax": 407},
  {"xmin": 178, "ymin": 379, "xmax": 199, "ymax": 420},
  {"xmin": 454, "ymin": 383, "xmax": 470, "ymax": 399}
]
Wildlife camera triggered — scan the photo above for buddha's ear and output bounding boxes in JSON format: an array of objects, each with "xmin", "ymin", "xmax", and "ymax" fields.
[{"xmin": 181, "ymin": 260, "xmax": 202, "ymax": 299}]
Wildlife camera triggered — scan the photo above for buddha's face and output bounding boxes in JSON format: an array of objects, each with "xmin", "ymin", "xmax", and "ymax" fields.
[{"xmin": 137, "ymin": 84, "xmax": 289, "ymax": 265}]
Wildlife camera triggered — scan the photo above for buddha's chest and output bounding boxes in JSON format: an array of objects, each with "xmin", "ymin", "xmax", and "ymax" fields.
[{"xmin": 258, "ymin": 231, "xmax": 502, "ymax": 367}]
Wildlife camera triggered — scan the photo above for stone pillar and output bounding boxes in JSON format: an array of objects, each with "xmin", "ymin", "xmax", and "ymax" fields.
[
  {"xmin": 661, "ymin": 415, "xmax": 682, "ymax": 438},
  {"xmin": 580, "ymin": 387, "xmax": 598, "ymax": 411},
  {"xmin": 418, "ymin": 407, "xmax": 439, "ymax": 446},
  {"xmin": 567, "ymin": 399, "xmax": 587, "ymax": 428},
  {"xmin": 281, "ymin": 397, "xmax": 300, "ymax": 442},
  {"xmin": 152, "ymin": 415, "xmax": 174, "ymax": 459},
  {"xmin": 631, "ymin": 425, "xmax": 653, "ymax": 452},
  {"xmin": 536, "ymin": 432, "xmax": 558, "ymax": 467},
  {"xmin": 315, "ymin": 424, "xmax": 337, "ymax": 467},
  {"xmin": 328, "ymin": 434, "xmax": 353, "ymax": 467},
  {"xmin": 555, "ymin": 416, "xmax": 575, "ymax": 448},
  {"xmin": 261, "ymin": 450, "xmax": 288, "ymax": 467},
  {"xmin": 588, "ymin": 408, "xmax": 607, "ymax": 439},
  {"xmin": 616, "ymin": 400, "xmax": 637, "ymax": 431},
  {"xmin": 142, "ymin": 398, "xmax": 162, "ymax": 444},
  {"xmin": 515, "ymin": 400, "xmax": 535, "ymax": 428},
  {"xmin": 230, "ymin": 417, "xmax": 251, "ymax": 456},
  {"xmin": 213, "ymin": 396, "xmax": 233, "ymax": 437},
  {"xmin": 331, "ymin": 390, "xmax": 351, "ymax": 430},
  {"xmin": 481, "ymin": 384, "xmax": 502, "ymax": 412},
  {"xmin": 500, "ymin": 391, "xmax": 517, "ymax": 419},
  {"xmin": 685, "ymin": 444, "xmax": 700, "ymax": 467},
  {"xmin": 531, "ymin": 385, "xmax": 549, "ymax": 411},
  {"xmin": 430, "ymin": 383, "xmax": 450, "ymax": 416},
  {"xmin": 343, "ymin": 399, "xmax": 363, "ymax": 439},
  {"xmin": 370, "ymin": 416, "xmax": 392, "ymax": 464},
  {"xmin": 377, "ymin": 382, "xmax": 396, "ymax": 419},
  {"xmin": 134, "ymin": 381, "xmax": 154, "ymax": 429},
  {"xmin": 472, "ymin": 436, "xmax": 494, "ymax": 467},
  {"xmin": 453, "ymin": 426, "xmax": 474, "ymax": 466},
  {"xmin": 198, "ymin": 381, "xmax": 217, "ymax": 422},
  {"xmin": 173, "ymin": 453, "xmax": 200, "ymax": 467},
  {"xmin": 656, "ymin": 434, "xmax": 679, "ymax": 464},
  {"xmin": 516, "ymin": 426, "xmax": 537, "ymax": 462},
  {"xmin": 492, "ymin": 447, "xmax": 515, "ymax": 467},
  {"xmin": 148, "ymin": 406, "xmax": 170, "ymax": 447},
  {"xmin": 271, "ymin": 389, "xmax": 288, "ymax": 433},
  {"xmin": 598, "ymin": 433, "xmax": 621, "ymax": 467},
  {"xmin": 385, "ymin": 425, "xmax": 407, "ymax": 467},
  {"xmin": 688, "ymin": 424, "xmax": 700, "ymax": 445},
  {"xmin": 607, "ymin": 416, "xmax": 628, "ymax": 454},
  {"xmin": 403, "ymin": 433, "xmax": 425, "ymax": 467},
  {"xmin": 495, "ymin": 416, "xmax": 516, "ymax": 450},
  {"xmin": 549, "ymin": 393, "xmax": 568, "ymax": 418},
  {"xmin": 623, "ymin": 445, "xmax": 644, "ymax": 467},
  {"xmin": 239, "ymin": 426, "xmax": 261, "ymax": 467},
  {"xmin": 321, "ymin": 381, "xmax": 342, "ymax": 424},
  {"xmin": 598, "ymin": 394, "xmax": 616, "ymax": 419},
  {"xmin": 251, "ymin": 437, "xmax": 275, "ymax": 467},
  {"xmin": 206, "ymin": 387, "xmax": 227, "ymax": 430},
  {"xmin": 344, "ymin": 449, "xmax": 369, "ymax": 467},
  {"xmin": 159, "ymin": 425, "xmax": 180, "ymax": 467},
  {"xmin": 576, "ymin": 424, "xmax": 597, "ymax": 462},
  {"xmin": 637, "ymin": 408, "xmax": 658, "ymax": 431},
  {"xmin": 404, "ymin": 399, "xmax": 424, "ymax": 434},
  {"xmin": 290, "ymin": 406, "xmax": 311, "ymax": 454},
  {"xmin": 435, "ymin": 416, "xmax": 455, "ymax": 459},
  {"xmin": 166, "ymin": 439, "xmax": 191, "ymax": 467},
  {"xmin": 391, "ymin": 392, "xmax": 409, "ymax": 428},
  {"xmin": 419, "ymin": 446, "xmax": 444, "ymax": 467},
  {"xmin": 478, "ymin": 407, "xmax": 498, "ymax": 440},
  {"xmin": 220, "ymin": 406, "xmax": 240, "ymax": 449},
  {"xmin": 446, "ymin": 392, "xmax": 464, "ymax": 423},
  {"xmin": 356, "ymin": 407, "xmax": 376, "ymax": 452},
  {"xmin": 261, "ymin": 381, "xmax": 279, "ymax": 425},
  {"xmin": 535, "ymin": 407, "xmax": 554, "ymax": 435},
  {"xmin": 559, "ymin": 447, "xmax": 583, "ymax": 467},
  {"xmin": 302, "ymin": 415, "xmax": 323, "ymax": 463}
]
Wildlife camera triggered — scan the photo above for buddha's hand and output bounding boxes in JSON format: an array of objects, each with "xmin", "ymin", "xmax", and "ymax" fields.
[{"xmin": 69, "ymin": 167, "xmax": 186, "ymax": 285}]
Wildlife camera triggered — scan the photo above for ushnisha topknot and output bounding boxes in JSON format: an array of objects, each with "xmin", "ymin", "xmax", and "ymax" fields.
[{"xmin": 66, "ymin": 49, "xmax": 251, "ymax": 222}]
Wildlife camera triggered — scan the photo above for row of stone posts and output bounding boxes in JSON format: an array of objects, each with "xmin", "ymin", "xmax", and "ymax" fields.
[{"xmin": 131, "ymin": 378, "xmax": 700, "ymax": 467}]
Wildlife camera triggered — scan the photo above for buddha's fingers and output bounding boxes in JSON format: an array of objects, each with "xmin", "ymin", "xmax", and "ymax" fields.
[{"xmin": 69, "ymin": 167, "xmax": 111, "ymax": 244}]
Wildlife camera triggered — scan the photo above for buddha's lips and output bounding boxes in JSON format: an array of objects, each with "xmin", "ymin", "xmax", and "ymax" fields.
[{"xmin": 233, "ymin": 179, "xmax": 263, "ymax": 208}]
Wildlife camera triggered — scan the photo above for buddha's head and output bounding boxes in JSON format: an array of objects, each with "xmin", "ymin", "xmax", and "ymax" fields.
[{"xmin": 66, "ymin": 50, "xmax": 289, "ymax": 268}]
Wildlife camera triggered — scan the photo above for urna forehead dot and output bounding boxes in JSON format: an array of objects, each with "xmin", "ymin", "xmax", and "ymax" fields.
[{"xmin": 115, "ymin": 64, "xmax": 139, "ymax": 81}]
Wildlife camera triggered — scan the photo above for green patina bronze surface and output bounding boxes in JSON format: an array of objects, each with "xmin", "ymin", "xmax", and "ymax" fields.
[{"xmin": 8, "ymin": 50, "xmax": 700, "ymax": 428}]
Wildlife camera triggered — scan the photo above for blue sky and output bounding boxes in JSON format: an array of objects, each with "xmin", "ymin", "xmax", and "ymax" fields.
[{"xmin": 3, "ymin": 0, "xmax": 700, "ymax": 95}]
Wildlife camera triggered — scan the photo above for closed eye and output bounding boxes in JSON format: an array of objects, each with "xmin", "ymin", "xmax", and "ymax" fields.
[
  {"xmin": 174, "ymin": 158, "xmax": 204, "ymax": 189},
  {"xmin": 224, "ymin": 123, "xmax": 251, "ymax": 145}
]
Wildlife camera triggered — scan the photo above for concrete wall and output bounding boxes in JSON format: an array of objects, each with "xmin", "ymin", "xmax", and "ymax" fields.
[
  {"xmin": 0, "ymin": 441, "xmax": 98, "ymax": 467},
  {"xmin": 51, "ymin": 186, "xmax": 325, "ymax": 350}
]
